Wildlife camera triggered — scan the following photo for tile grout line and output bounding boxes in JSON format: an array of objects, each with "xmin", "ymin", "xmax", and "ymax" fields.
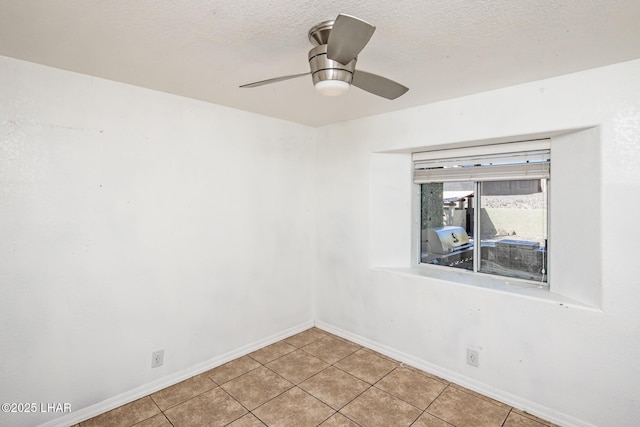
[
  {"xmin": 502, "ymin": 408, "xmax": 515, "ymax": 427},
  {"xmin": 422, "ymin": 383, "xmax": 454, "ymax": 423},
  {"xmin": 250, "ymin": 334, "xmax": 328, "ymax": 422},
  {"xmin": 294, "ymin": 386, "xmax": 338, "ymax": 427},
  {"xmin": 242, "ymin": 331, "xmax": 334, "ymax": 426},
  {"xmin": 321, "ymin": 357, "xmax": 391, "ymax": 427},
  {"xmin": 287, "ymin": 331, "xmax": 373, "ymax": 427},
  {"xmin": 149, "ymin": 376, "xmax": 218, "ymax": 412},
  {"xmin": 275, "ymin": 333, "xmax": 432, "ymax": 426},
  {"xmin": 368, "ymin": 365, "xmax": 429, "ymax": 423},
  {"xmin": 450, "ymin": 383, "xmax": 512, "ymax": 410},
  {"xmin": 368, "ymin": 366, "xmax": 428, "ymax": 427}
]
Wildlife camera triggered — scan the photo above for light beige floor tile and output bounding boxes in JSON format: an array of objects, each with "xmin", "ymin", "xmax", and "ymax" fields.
[
  {"xmin": 266, "ymin": 349, "xmax": 329, "ymax": 384},
  {"xmin": 250, "ymin": 340, "xmax": 297, "ymax": 364},
  {"xmin": 511, "ymin": 409, "xmax": 558, "ymax": 427},
  {"xmin": 164, "ymin": 387, "xmax": 247, "ymax": 426},
  {"xmin": 150, "ymin": 374, "xmax": 216, "ymax": 410},
  {"xmin": 504, "ymin": 411, "xmax": 556, "ymax": 427},
  {"xmin": 375, "ymin": 367, "xmax": 446, "ymax": 410},
  {"xmin": 427, "ymin": 386, "xmax": 510, "ymax": 427},
  {"xmin": 79, "ymin": 335, "xmax": 559, "ymax": 427},
  {"xmin": 412, "ymin": 412, "xmax": 455, "ymax": 427},
  {"xmin": 319, "ymin": 412, "xmax": 361, "ymax": 426},
  {"xmin": 301, "ymin": 335, "xmax": 361, "ymax": 364},
  {"xmin": 205, "ymin": 355, "xmax": 261, "ymax": 385},
  {"xmin": 405, "ymin": 364, "xmax": 450, "ymax": 385},
  {"xmin": 285, "ymin": 327, "xmax": 328, "ymax": 348},
  {"xmin": 340, "ymin": 387, "xmax": 422, "ymax": 427},
  {"xmin": 361, "ymin": 348, "xmax": 401, "ymax": 365},
  {"xmin": 131, "ymin": 413, "xmax": 173, "ymax": 427},
  {"xmin": 227, "ymin": 413, "xmax": 267, "ymax": 426},
  {"xmin": 221, "ymin": 366, "xmax": 293, "ymax": 410},
  {"xmin": 451, "ymin": 383, "xmax": 510, "ymax": 408},
  {"xmin": 299, "ymin": 366, "xmax": 369, "ymax": 410},
  {"xmin": 252, "ymin": 386, "xmax": 335, "ymax": 427},
  {"xmin": 80, "ymin": 397, "xmax": 160, "ymax": 427},
  {"xmin": 334, "ymin": 348, "xmax": 396, "ymax": 384}
]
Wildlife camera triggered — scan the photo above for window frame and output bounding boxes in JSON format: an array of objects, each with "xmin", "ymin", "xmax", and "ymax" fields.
[{"xmin": 413, "ymin": 139, "xmax": 551, "ymax": 287}]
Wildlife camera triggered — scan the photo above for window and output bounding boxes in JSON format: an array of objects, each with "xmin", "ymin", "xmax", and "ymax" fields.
[{"xmin": 413, "ymin": 140, "xmax": 550, "ymax": 284}]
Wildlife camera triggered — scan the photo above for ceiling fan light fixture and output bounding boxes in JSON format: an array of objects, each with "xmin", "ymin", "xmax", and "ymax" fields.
[
  {"xmin": 240, "ymin": 14, "xmax": 409, "ymax": 100},
  {"xmin": 315, "ymin": 79, "xmax": 350, "ymax": 96}
]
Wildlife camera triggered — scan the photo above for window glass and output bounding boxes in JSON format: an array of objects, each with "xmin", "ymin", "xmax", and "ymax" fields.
[
  {"xmin": 420, "ymin": 182, "xmax": 474, "ymax": 271},
  {"xmin": 479, "ymin": 179, "xmax": 547, "ymax": 282},
  {"xmin": 420, "ymin": 179, "xmax": 548, "ymax": 283}
]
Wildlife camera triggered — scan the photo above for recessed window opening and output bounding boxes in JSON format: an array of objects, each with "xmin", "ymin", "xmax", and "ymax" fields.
[{"xmin": 413, "ymin": 140, "xmax": 550, "ymax": 285}]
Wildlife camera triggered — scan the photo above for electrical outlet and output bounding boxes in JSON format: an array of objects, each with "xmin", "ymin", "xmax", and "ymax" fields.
[
  {"xmin": 467, "ymin": 348, "xmax": 479, "ymax": 367},
  {"xmin": 151, "ymin": 350, "xmax": 164, "ymax": 368}
]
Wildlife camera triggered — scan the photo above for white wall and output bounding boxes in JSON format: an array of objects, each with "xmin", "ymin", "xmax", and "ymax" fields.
[
  {"xmin": 0, "ymin": 56, "xmax": 316, "ymax": 426},
  {"xmin": 316, "ymin": 60, "xmax": 640, "ymax": 427},
  {"xmin": 2, "ymin": 53, "xmax": 639, "ymax": 427}
]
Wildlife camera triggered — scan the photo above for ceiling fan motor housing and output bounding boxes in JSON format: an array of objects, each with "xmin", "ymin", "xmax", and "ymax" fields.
[{"xmin": 308, "ymin": 44, "xmax": 356, "ymax": 85}]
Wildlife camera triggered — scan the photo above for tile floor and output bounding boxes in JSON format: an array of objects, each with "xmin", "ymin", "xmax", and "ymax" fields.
[{"xmin": 76, "ymin": 328, "xmax": 557, "ymax": 427}]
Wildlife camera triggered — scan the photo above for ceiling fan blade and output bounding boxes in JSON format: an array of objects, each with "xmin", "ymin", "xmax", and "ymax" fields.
[
  {"xmin": 326, "ymin": 14, "xmax": 376, "ymax": 65},
  {"xmin": 240, "ymin": 72, "xmax": 309, "ymax": 88},
  {"xmin": 352, "ymin": 70, "xmax": 409, "ymax": 100}
]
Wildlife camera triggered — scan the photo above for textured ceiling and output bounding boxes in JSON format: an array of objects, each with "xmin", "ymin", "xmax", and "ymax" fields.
[{"xmin": 1, "ymin": 0, "xmax": 640, "ymax": 127}]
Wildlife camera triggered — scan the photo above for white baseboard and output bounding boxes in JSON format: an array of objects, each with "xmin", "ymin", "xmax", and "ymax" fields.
[
  {"xmin": 39, "ymin": 320, "xmax": 314, "ymax": 427},
  {"xmin": 314, "ymin": 320, "xmax": 594, "ymax": 427},
  {"xmin": 41, "ymin": 319, "xmax": 594, "ymax": 427}
]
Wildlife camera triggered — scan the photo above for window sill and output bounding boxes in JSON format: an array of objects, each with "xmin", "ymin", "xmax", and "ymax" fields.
[{"xmin": 373, "ymin": 265, "xmax": 600, "ymax": 311}]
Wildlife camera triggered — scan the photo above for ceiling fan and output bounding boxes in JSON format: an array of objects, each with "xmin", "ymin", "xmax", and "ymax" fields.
[{"xmin": 240, "ymin": 14, "xmax": 409, "ymax": 100}]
